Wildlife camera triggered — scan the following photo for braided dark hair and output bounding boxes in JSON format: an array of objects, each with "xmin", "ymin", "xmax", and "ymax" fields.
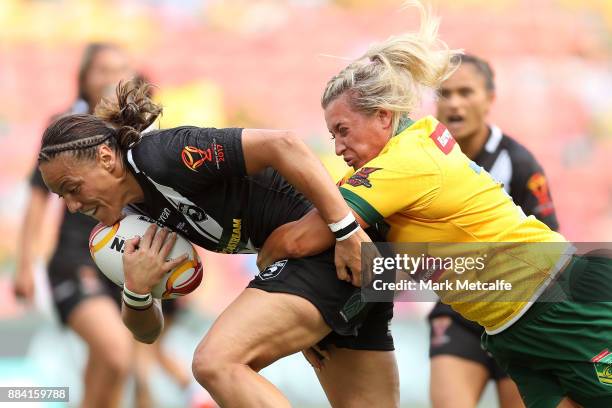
[{"xmin": 39, "ymin": 78, "xmax": 162, "ymax": 163}]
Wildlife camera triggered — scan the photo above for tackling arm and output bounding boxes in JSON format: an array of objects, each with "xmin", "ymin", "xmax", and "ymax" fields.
[{"xmin": 257, "ymin": 208, "xmax": 369, "ymax": 270}]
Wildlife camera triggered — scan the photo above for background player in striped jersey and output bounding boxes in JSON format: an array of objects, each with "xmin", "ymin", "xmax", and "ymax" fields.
[
  {"xmin": 14, "ymin": 43, "xmax": 134, "ymax": 408},
  {"xmin": 428, "ymin": 53, "xmax": 559, "ymax": 408}
]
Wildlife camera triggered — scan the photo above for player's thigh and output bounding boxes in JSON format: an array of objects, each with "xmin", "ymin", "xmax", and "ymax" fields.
[
  {"xmin": 193, "ymin": 288, "xmax": 331, "ymax": 371},
  {"xmin": 68, "ymin": 294, "xmax": 132, "ymax": 367},
  {"xmin": 316, "ymin": 347, "xmax": 399, "ymax": 408},
  {"xmin": 496, "ymin": 377, "xmax": 525, "ymax": 408},
  {"xmin": 429, "ymin": 316, "xmax": 493, "ymax": 407},
  {"xmin": 430, "ymin": 355, "xmax": 490, "ymax": 408},
  {"xmin": 313, "ymin": 301, "xmax": 397, "ymax": 407}
]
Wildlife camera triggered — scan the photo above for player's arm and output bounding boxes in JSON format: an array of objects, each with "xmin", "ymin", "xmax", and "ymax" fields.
[
  {"xmin": 121, "ymin": 299, "xmax": 164, "ymax": 344},
  {"xmin": 242, "ymin": 129, "xmax": 354, "ymax": 227},
  {"xmin": 257, "ymin": 208, "xmax": 370, "ymax": 270},
  {"xmin": 15, "ymin": 168, "xmax": 51, "ymax": 301},
  {"xmin": 242, "ymin": 129, "xmax": 371, "ymax": 285},
  {"xmin": 259, "ymin": 162, "xmax": 440, "ymax": 272},
  {"xmin": 513, "ymin": 153, "xmax": 559, "ymax": 231},
  {"xmin": 121, "ymin": 224, "xmax": 188, "ymax": 343}
]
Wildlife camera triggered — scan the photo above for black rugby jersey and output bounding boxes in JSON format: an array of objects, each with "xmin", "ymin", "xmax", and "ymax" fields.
[
  {"xmin": 430, "ymin": 125, "xmax": 559, "ymax": 323},
  {"xmin": 472, "ymin": 125, "xmax": 558, "ymax": 230},
  {"xmin": 126, "ymin": 126, "xmax": 312, "ymax": 253}
]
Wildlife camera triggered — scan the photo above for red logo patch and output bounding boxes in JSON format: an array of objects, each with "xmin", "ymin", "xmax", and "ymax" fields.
[
  {"xmin": 430, "ymin": 123, "xmax": 455, "ymax": 155},
  {"xmin": 182, "ymin": 146, "xmax": 212, "ymax": 172},
  {"xmin": 346, "ymin": 167, "xmax": 381, "ymax": 188},
  {"xmin": 527, "ymin": 173, "xmax": 554, "ymax": 216}
]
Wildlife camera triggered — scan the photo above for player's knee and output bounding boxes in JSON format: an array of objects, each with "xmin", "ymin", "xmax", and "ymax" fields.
[{"xmin": 192, "ymin": 344, "xmax": 229, "ymax": 388}]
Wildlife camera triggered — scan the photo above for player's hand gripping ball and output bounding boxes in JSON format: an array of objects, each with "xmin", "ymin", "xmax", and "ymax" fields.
[{"xmin": 89, "ymin": 214, "xmax": 203, "ymax": 299}]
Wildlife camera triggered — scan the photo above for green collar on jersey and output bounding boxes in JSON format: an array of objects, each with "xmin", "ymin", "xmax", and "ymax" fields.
[{"xmin": 395, "ymin": 115, "xmax": 414, "ymax": 136}]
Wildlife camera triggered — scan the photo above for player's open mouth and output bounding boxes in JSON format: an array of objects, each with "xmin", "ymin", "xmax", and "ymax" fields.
[{"xmin": 447, "ymin": 114, "xmax": 464, "ymax": 124}]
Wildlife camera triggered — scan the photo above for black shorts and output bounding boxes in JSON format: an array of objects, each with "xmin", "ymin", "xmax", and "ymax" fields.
[
  {"xmin": 428, "ymin": 302, "xmax": 508, "ymax": 380},
  {"xmin": 47, "ymin": 251, "xmax": 121, "ymax": 324},
  {"xmin": 248, "ymin": 249, "xmax": 394, "ymax": 351}
]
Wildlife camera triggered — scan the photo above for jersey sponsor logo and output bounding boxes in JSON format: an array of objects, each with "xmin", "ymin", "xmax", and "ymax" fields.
[
  {"xmin": 258, "ymin": 259, "xmax": 287, "ymax": 280},
  {"xmin": 430, "ymin": 316, "xmax": 452, "ymax": 347},
  {"xmin": 138, "ymin": 214, "xmax": 166, "ymax": 229},
  {"xmin": 181, "ymin": 146, "xmax": 213, "ymax": 172},
  {"xmin": 222, "ymin": 218, "xmax": 242, "ymax": 253},
  {"xmin": 159, "ymin": 207, "xmax": 171, "ymax": 223},
  {"xmin": 591, "ymin": 349, "xmax": 612, "ymax": 386},
  {"xmin": 430, "ymin": 123, "xmax": 456, "ymax": 155},
  {"xmin": 345, "ymin": 167, "xmax": 381, "ymax": 188},
  {"xmin": 178, "ymin": 203, "xmax": 208, "ymax": 222},
  {"xmin": 527, "ymin": 173, "xmax": 554, "ymax": 216}
]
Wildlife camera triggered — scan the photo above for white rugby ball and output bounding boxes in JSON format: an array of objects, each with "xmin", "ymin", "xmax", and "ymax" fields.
[{"xmin": 89, "ymin": 214, "xmax": 203, "ymax": 299}]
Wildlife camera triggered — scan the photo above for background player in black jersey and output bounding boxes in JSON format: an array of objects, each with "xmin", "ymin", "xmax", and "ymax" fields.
[
  {"xmin": 35, "ymin": 79, "xmax": 397, "ymax": 407},
  {"xmin": 429, "ymin": 53, "xmax": 559, "ymax": 408},
  {"xmin": 13, "ymin": 43, "xmax": 135, "ymax": 408}
]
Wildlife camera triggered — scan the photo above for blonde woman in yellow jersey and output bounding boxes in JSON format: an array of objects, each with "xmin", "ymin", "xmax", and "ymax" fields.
[{"xmin": 257, "ymin": 2, "xmax": 612, "ymax": 407}]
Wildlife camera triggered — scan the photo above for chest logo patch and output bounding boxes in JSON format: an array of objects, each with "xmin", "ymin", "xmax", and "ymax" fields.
[
  {"xmin": 178, "ymin": 203, "xmax": 208, "ymax": 222},
  {"xmin": 182, "ymin": 146, "xmax": 213, "ymax": 172},
  {"xmin": 346, "ymin": 167, "xmax": 381, "ymax": 188}
]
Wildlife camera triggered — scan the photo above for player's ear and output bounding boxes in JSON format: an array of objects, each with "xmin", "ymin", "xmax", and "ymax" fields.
[
  {"xmin": 377, "ymin": 109, "xmax": 393, "ymax": 130},
  {"xmin": 97, "ymin": 144, "xmax": 116, "ymax": 173},
  {"xmin": 482, "ymin": 90, "xmax": 495, "ymax": 116},
  {"xmin": 487, "ymin": 90, "xmax": 496, "ymax": 105}
]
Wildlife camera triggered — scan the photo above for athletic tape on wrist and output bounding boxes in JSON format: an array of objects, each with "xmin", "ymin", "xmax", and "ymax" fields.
[
  {"xmin": 335, "ymin": 222, "xmax": 360, "ymax": 241},
  {"xmin": 123, "ymin": 286, "xmax": 152, "ymax": 309},
  {"xmin": 328, "ymin": 212, "xmax": 356, "ymax": 232}
]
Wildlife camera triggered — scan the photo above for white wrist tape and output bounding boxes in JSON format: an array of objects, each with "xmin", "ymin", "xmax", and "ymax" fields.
[
  {"xmin": 123, "ymin": 286, "xmax": 153, "ymax": 309},
  {"xmin": 329, "ymin": 212, "xmax": 361, "ymax": 241},
  {"xmin": 328, "ymin": 212, "xmax": 357, "ymax": 232}
]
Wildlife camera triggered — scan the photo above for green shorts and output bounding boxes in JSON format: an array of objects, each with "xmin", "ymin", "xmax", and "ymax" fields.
[{"xmin": 482, "ymin": 253, "xmax": 612, "ymax": 408}]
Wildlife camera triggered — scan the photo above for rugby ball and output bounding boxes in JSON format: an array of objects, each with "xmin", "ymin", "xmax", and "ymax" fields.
[{"xmin": 89, "ymin": 214, "xmax": 203, "ymax": 299}]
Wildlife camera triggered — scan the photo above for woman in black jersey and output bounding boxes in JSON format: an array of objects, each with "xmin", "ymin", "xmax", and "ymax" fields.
[
  {"xmin": 35, "ymin": 79, "xmax": 398, "ymax": 407},
  {"xmin": 14, "ymin": 43, "xmax": 134, "ymax": 408}
]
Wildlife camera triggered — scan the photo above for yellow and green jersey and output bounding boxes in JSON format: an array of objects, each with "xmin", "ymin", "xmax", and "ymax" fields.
[{"xmin": 338, "ymin": 116, "xmax": 569, "ymax": 333}]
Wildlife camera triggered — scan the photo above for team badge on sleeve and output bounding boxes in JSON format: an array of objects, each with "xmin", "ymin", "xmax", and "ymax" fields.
[
  {"xmin": 527, "ymin": 172, "xmax": 554, "ymax": 216},
  {"xmin": 430, "ymin": 122, "xmax": 455, "ymax": 154},
  {"xmin": 182, "ymin": 146, "xmax": 213, "ymax": 172}
]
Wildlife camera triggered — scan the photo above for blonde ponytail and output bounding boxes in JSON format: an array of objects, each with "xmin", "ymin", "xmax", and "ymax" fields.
[{"xmin": 322, "ymin": 0, "xmax": 461, "ymax": 135}]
